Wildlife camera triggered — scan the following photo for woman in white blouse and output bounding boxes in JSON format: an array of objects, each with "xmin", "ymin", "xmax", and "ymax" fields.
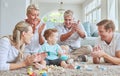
[{"xmin": 0, "ymin": 21, "xmax": 35, "ymax": 70}]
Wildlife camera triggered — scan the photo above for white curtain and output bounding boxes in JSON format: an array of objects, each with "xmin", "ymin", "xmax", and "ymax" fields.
[
  {"xmin": 30, "ymin": 0, "xmax": 39, "ymax": 5},
  {"xmin": 107, "ymin": 0, "xmax": 118, "ymax": 31}
]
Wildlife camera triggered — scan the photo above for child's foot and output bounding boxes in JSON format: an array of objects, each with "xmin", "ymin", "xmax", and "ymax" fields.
[{"xmin": 67, "ymin": 64, "xmax": 74, "ymax": 69}]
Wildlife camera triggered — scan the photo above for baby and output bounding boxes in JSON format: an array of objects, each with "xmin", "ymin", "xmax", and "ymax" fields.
[{"xmin": 38, "ymin": 28, "xmax": 74, "ymax": 69}]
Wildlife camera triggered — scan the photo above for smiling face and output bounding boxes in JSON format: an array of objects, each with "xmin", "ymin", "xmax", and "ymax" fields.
[
  {"xmin": 23, "ymin": 26, "xmax": 33, "ymax": 44},
  {"xmin": 64, "ymin": 15, "xmax": 74, "ymax": 29},
  {"xmin": 48, "ymin": 32, "xmax": 58, "ymax": 44},
  {"xmin": 98, "ymin": 25, "xmax": 111, "ymax": 41},
  {"xmin": 27, "ymin": 9, "xmax": 39, "ymax": 25},
  {"xmin": 63, "ymin": 10, "xmax": 74, "ymax": 29},
  {"xmin": 97, "ymin": 19, "xmax": 115, "ymax": 42},
  {"xmin": 44, "ymin": 29, "xmax": 58, "ymax": 45}
]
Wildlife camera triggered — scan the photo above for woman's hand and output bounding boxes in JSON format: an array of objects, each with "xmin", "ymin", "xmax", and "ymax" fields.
[
  {"xmin": 38, "ymin": 23, "xmax": 46, "ymax": 34},
  {"xmin": 33, "ymin": 52, "xmax": 47, "ymax": 63},
  {"xmin": 23, "ymin": 55, "xmax": 35, "ymax": 66}
]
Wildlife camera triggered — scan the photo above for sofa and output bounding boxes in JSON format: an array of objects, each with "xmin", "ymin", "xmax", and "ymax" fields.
[{"xmin": 81, "ymin": 22, "xmax": 98, "ymax": 46}]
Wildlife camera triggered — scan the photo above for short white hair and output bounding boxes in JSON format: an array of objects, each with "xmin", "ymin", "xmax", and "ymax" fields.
[{"xmin": 64, "ymin": 10, "xmax": 73, "ymax": 17}]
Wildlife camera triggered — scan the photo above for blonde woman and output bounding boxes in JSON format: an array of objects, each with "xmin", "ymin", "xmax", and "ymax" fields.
[
  {"xmin": 0, "ymin": 21, "xmax": 35, "ymax": 70},
  {"xmin": 25, "ymin": 4, "xmax": 46, "ymax": 54}
]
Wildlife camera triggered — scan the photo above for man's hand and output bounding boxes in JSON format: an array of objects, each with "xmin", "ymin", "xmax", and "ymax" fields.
[
  {"xmin": 91, "ymin": 45, "xmax": 105, "ymax": 58},
  {"xmin": 71, "ymin": 20, "xmax": 80, "ymax": 32},
  {"xmin": 24, "ymin": 55, "xmax": 35, "ymax": 66}
]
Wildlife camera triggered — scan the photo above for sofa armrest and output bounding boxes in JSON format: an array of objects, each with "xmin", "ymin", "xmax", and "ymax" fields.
[{"xmin": 81, "ymin": 37, "xmax": 97, "ymax": 47}]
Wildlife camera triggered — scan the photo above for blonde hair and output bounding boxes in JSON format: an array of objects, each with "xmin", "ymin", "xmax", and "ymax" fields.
[
  {"xmin": 12, "ymin": 21, "xmax": 31, "ymax": 61},
  {"xmin": 26, "ymin": 4, "xmax": 39, "ymax": 15},
  {"xmin": 64, "ymin": 10, "xmax": 73, "ymax": 17}
]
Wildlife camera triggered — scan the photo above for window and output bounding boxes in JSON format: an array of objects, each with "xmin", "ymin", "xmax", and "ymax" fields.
[
  {"xmin": 84, "ymin": 0, "xmax": 101, "ymax": 24},
  {"xmin": 42, "ymin": 10, "xmax": 64, "ymax": 23}
]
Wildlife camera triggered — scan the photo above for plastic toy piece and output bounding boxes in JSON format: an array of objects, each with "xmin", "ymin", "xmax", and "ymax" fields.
[
  {"xmin": 60, "ymin": 55, "xmax": 68, "ymax": 61},
  {"xmin": 86, "ymin": 67, "xmax": 93, "ymax": 71},
  {"xmin": 42, "ymin": 72, "xmax": 48, "ymax": 76}
]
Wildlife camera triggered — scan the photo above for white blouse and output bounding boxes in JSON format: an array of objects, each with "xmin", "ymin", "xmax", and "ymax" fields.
[
  {"xmin": 25, "ymin": 22, "xmax": 46, "ymax": 54},
  {"xmin": 0, "ymin": 37, "xmax": 19, "ymax": 70}
]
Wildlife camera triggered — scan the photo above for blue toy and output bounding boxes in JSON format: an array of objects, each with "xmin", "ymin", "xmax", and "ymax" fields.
[
  {"xmin": 60, "ymin": 55, "xmax": 68, "ymax": 61},
  {"xmin": 76, "ymin": 66, "xmax": 81, "ymax": 69},
  {"xmin": 42, "ymin": 73, "xmax": 47, "ymax": 76}
]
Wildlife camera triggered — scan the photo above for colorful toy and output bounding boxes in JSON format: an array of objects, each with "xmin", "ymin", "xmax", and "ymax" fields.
[
  {"xmin": 60, "ymin": 55, "xmax": 68, "ymax": 61},
  {"xmin": 39, "ymin": 70, "xmax": 47, "ymax": 74},
  {"xmin": 97, "ymin": 66, "xmax": 107, "ymax": 71},
  {"xmin": 27, "ymin": 66, "xmax": 33, "ymax": 75},
  {"xmin": 42, "ymin": 72, "xmax": 48, "ymax": 76},
  {"xmin": 39, "ymin": 70, "xmax": 47, "ymax": 76},
  {"xmin": 75, "ymin": 65, "xmax": 81, "ymax": 69},
  {"xmin": 86, "ymin": 67, "xmax": 93, "ymax": 71},
  {"xmin": 27, "ymin": 66, "xmax": 36, "ymax": 76}
]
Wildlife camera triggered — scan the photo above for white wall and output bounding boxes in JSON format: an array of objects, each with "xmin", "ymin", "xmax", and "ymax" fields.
[
  {"xmin": 0, "ymin": 0, "xmax": 28, "ymax": 36},
  {"xmin": 38, "ymin": 3, "xmax": 82, "ymax": 21},
  {"xmin": 0, "ymin": 1, "xmax": 2, "ymax": 36},
  {"xmin": 101, "ymin": 0, "xmax": 108, "ymax": 19},
  {"xmin": 118, "ymin": 0, "xmax": 120, "ymax": 32}
]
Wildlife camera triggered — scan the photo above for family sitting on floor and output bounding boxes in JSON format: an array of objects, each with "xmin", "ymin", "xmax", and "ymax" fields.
[{"xmin": 0, "ymin": 4, "xmax": 120, "ymax": 71}]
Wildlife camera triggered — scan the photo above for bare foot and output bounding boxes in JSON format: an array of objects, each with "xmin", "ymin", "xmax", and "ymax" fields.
[{"xmin": 67, "ymin": 64, "xmax": 74, "ymax": 69}]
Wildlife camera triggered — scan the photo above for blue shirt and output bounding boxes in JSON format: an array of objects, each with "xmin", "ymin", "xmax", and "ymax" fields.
[{"xmin": 38, "ymin": 42, "xmax": 62, "ymax": 60}]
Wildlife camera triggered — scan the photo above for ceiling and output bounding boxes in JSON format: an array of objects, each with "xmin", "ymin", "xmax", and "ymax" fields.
[{"xmin": 38, "ymin": 0, "xmax": 86, "ymax": 4}]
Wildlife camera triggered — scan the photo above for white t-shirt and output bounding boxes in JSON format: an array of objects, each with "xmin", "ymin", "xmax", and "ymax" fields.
[
  {"xmin": 0, "ymin": 37, "xmax": 19, "ymax": 70},
  {"xmin": 25, "ymin": 22, "xmax": 46, "ymax": 54},
  {"xmin": 56, "ymin": 23, "xmax": 87, "ymax": 50},
  {"xmin": 96, "ymin": 33, "xmax": 120, "ymax": 56}
]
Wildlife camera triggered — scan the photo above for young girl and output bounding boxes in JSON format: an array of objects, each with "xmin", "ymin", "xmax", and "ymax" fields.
[{"xmin": 38, "ymin": 28, "xmax": 74, "ymax": 69}]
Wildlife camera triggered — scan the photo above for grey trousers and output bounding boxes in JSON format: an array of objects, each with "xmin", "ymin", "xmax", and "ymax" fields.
[{"xmin": 70, "ymin": 45, "xmax": 92, "ymax": 59}]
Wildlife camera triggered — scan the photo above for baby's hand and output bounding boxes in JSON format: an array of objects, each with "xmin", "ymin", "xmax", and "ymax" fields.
[{"xmin": 33, "ymin": 52, "xmax": 47, "ymax": 63}]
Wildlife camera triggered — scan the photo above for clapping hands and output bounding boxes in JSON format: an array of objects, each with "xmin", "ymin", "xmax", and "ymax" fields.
[{"xmin": 91, "ymin": 45, "xmax": 105, "ymax": 58}]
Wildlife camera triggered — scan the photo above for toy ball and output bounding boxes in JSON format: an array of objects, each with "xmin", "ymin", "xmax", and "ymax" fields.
[
  {"xmin": 39, "ymin": 70, "xmax": 47, "ymax": 74},
  {"xmin": 42, "ymin": 73, "xmax": 47, "ymax": 76},
  {"xmin": 60, "ymin": 55, "xmax": 68, "ymax": 61},
  {"xmin": 76, "ymin": 65, "xmax": 81, "ymax": 69}
]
